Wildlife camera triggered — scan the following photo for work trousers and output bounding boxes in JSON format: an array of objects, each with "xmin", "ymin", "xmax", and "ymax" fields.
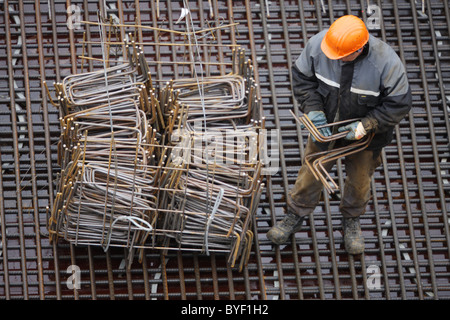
[{"xmin": 288, "ymin": 137, "xmax": 382, "ymax": 218}]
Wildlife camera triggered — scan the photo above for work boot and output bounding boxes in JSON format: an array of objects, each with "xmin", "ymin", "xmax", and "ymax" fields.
[
  {"xmin": 342, "ymin": 217, "xmax": 365, "ymax": 255},
  {"xmin": 267, "ymin": 211, "xmax": 305, "ymax": 245}
]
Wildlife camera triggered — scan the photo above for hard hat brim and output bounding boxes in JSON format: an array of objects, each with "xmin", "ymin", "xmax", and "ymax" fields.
[{"xmin": 320, "ymin": 37, "xmax": 347, "ymax": 60}]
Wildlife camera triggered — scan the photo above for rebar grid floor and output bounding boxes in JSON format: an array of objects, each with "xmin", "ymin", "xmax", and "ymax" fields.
[{"xmin": 0, "ymin": 0, "xmax": 449, "ymax": 300}]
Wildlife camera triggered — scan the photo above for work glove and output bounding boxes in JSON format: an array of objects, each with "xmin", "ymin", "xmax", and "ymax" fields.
[
  {"xmin": 338, "ymin": 121, "xmax": 367, "ymax": 140},
  {"xmin": 307, "ymin": 111, "xmax": 332, "ymax": 138}
]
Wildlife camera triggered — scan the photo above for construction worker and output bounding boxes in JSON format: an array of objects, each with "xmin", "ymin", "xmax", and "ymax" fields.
[{"xmin": 267, "ymin": 15, "xmax": 412, "ymax": 254}]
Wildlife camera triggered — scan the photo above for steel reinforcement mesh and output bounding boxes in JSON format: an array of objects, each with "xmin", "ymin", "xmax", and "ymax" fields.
[{"xmin": 0, "ymin": 0, "xmax": 449, "ymax": 300}]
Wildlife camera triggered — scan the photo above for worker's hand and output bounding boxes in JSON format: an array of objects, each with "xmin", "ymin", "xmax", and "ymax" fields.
[
  {"xmin": 338, "ymin": 121, "xmax": 367, "ymax": 140},
  {"xmin": 307, "ymin": 111, "xmax": 332, "ymax": 138}
]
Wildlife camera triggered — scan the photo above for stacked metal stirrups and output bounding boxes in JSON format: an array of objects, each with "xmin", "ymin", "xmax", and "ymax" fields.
[
  {"xmin": 44, "ymin": 14, "xmax": 264, "ymax": 268},
  {"xmin": 46, "ymin": 40, "xmax": 162, "ymax": 263},
  {"xmin": 157, "ymin": 47, "xmax": 265, "ymax": 269}
]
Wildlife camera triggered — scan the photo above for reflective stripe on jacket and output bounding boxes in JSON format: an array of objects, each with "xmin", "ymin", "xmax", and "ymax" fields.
[{"xmin": 293, "ymin": 29, "xmax": 412, "ymax": 150}]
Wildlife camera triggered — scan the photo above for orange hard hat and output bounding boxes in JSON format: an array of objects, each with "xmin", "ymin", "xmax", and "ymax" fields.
[{"xmin": 320, "ymin": 15, "xmax": 369, "ymax": 60}]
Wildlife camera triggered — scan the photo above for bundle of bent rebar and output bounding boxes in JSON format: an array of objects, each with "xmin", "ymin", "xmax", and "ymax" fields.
[{"xmin": 47, "ymin": 26, "xmax": 264, "ymax": 269}]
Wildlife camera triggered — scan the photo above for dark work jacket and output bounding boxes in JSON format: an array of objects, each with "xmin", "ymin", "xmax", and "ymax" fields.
[{"xmin": 293, "ymin": 29, "xmax": 412, "ymax": 150}]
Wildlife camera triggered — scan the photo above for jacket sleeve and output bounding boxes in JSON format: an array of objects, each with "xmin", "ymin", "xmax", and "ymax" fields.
[
  {"xmin": 292, "ymin": 42, "xmax": 325, "ymax": 114},
  {"xmin": 362, "ymin": 58, "xmax": 412, "ymax": 133}
]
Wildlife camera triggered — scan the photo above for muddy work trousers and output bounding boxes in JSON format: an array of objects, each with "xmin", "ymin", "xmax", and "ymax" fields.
[{"xmin": 288, "ymin": 137, "xmax": 382, "ymax": 219}]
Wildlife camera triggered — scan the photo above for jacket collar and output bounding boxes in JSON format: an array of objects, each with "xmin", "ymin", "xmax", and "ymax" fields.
[{"xmin": 341, "ymin": 42, "xmax": 370, "ymax": 65}]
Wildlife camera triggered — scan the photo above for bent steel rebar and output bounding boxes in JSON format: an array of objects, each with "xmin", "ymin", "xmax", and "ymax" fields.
[
  {"xmin": 47, "ymin": 21, "xmax": 263, "ymax": 269},
  {"xmin": 290, "ymin": 109, "xmax": 375, "ymax": 193}
]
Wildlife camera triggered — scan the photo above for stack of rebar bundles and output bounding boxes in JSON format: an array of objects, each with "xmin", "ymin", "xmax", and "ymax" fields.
[
  {"xmin": 47, "ymin": 37, "xmax": 264, "ymax": 268},
  {"xmin": 159, "ymin": 50, "xmax": 264, "ymax": 268}
]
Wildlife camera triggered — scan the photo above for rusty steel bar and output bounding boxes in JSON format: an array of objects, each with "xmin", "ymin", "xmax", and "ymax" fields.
[
  {"xmin": 0, "ymin": 153, "xmax": 10, "ymax": 299},
  {"xmin": 18, "ymin": 0, "xmax": 45, "ymax": 299},
  {"xmin": 83, "ymin": 2, "xmax": 100, "ymax": 301},
  {"xmin": 241, "ymin": 1, "xmax": 271, "ymax": 300},
  {"xmin": 410, "ymin": 0, "xmax": 443, "ymax": 299},
  {"xmin": 226, "ymin": 1, "xmax": 266, "ymax": 298},
  {"xmin": 256, "ymin": 0, "xmax": 291, "ymax": 299},
  {"xmin": 4, "ymin": 0, "xmax": 29, "ymax": 299},
  {"xmin": 290, "ymin": 110, "xmax": 355, "ymax": 143},
  {"xmin": 378, "ymin": 0, "xmax": 424, "ymax": 299},
  {"xmin": 48, "ymin": 0, "xmax": 64, "ymax": 300}
]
